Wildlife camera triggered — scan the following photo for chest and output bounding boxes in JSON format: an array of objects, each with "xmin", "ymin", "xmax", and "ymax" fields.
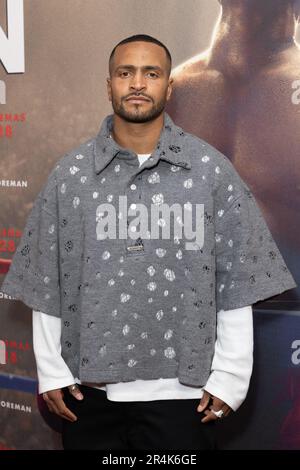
[{"xmin": 58, "ymin": 159, "xmax": 216, "ymax": 286}]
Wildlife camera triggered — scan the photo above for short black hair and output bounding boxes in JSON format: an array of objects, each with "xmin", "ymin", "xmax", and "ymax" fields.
[{"xmin": 109, "ymin": 34, "xmax": 172, "ymax": 77}]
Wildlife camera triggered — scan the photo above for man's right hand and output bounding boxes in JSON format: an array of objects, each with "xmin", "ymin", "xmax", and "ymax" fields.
[{"xmin": 42, "ymin": 384, "xmax": 84, "ymax": 422}]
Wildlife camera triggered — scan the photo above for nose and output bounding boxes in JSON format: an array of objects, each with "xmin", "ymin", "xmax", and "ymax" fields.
[{"xmin": 130, "ymin": 71, "xmax": 146, "ymax": 92}]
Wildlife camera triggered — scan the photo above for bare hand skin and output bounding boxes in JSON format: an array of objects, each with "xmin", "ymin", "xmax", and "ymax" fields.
[
  {"xmin": 42, "ymin": 384, "xmax": 84, "ymax": 422},
  {"xmin": 197, "ymin": 390, "xmax": 232, "ymax": 423}
]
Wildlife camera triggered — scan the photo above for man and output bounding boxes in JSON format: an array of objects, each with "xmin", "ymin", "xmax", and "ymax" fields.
[
  {"xmin": 166, "ymin": 0, "xmax": 300, "ymax": 306},
  {"xmin": 1, "ymin": 34, "xmax": 296, "ymax": 450}
]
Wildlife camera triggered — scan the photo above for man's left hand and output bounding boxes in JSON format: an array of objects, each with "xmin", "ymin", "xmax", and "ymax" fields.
[{"xmin": 197, "ymin": 390, "xmax": 232, "ymax": 423}]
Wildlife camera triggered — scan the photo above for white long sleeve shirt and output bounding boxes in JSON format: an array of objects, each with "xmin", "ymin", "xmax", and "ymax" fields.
[
  {"xmin": 32, "ymin": 305, "xmax": 253, "ymax": 411},
  {"xmin": 32, "ymin": 155, "xmax": 254, "ymax": 412}
]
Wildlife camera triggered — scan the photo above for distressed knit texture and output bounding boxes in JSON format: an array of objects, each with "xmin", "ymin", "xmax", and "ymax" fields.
[{"xmin": 1, "ymin": 112, "xmax": 296, "ymax": 386}]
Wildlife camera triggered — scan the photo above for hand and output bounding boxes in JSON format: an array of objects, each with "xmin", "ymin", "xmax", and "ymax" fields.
[
  {"xmin": 42, "ymin": 384, "xmax": 84, "ymax": 422},
  {"xmin": 197, "ymin": 390, "xmax": 232, "ymax": 423}
]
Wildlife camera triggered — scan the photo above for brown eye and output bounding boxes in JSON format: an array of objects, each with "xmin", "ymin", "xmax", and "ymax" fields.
[{"xmin": 147, "ymin": 72, "xmax": 158, "ymax": 78}]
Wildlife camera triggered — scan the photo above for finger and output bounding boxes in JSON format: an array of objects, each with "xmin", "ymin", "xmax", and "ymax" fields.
[
  {"xmin": 52, "ymin": 398, "xmax": 78, "ymax": 422},
  {"xmin": 46, "ymin": 403, "xmax": 55, "ymax": 414},
  {"xmin": 209, "ymin": 396, "xmax": 231, "ymax": 418},
  {"xmin": 59, "ymin": 405, "xmax": 78, "ymax": 422},
  {"xmin": 202, "ymin": 404, "xmax": 229, "ymax": 423},
  {"xmin": 211, "ymin": 396, "xmax": 225, "ymax": 410},
  {"xmin": 197, "ymin": 390, "xmax": 212, "ymax": 413},
  {"xmin": 48, "ymin": 394, "xmax": 78, "ymax": 422},
  {"xmin": 217, "ymin": 404, "xmax": 231, "ymax": 417},
  {"xmin": 42, "ymin": 392, "xmax": 50, "ymax": 403},
  {"xmin": 43, "ymin": 394, "xmax": 56, "ymax": 414},
  {"xmin": 201, "ymin": 409, "xmax": 218, "ymax": 424},
  {"xmin": 47, "ymin": 400, "xmax": 62, "ymax": 417},
  {"xmin": 68, "ymin": 384, "xmax": 84, "ymax": 401}
]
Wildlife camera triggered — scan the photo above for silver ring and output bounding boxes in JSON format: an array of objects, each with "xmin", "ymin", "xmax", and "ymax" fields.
[
  {"xmin": 211, "ymin": 408, "xmax": 224, "ymax": 418},
  {"xmin": 68, "ymin": 384, "xmax": 79, "ymax": 392}
]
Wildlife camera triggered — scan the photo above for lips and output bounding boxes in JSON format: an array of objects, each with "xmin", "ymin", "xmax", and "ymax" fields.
[{"xmin": 126, "ymin": 96, "xmax": 150, "ymax": 102}]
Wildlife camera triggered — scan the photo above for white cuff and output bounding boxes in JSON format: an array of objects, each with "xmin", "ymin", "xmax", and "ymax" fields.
[
  {"xmin": 204, "ymin": 305, "xmax": 253, "ymax": 411},
  {"xmin": 32, "ymin": 310, "xmax": 76, "ymax": 394}
]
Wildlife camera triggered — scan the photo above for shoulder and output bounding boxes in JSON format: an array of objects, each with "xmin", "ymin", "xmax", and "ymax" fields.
[
  {"xmin": 48, "ymin": 137, "xmax": 96, "ymax": 185},
  {"xmin": 178, "ymin": 126, "xmax": 240, "ymax": 173},
  {"xmin": 172, "ymin": 53, "xmax": 225, "ymax": 85},
  {"xmin": 177, "ymin": 126, "xmax": 251, "ymax": 199}
]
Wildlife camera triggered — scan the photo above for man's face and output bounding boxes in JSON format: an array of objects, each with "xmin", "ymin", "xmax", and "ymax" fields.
[{"xmin": 107, "ymin": 41, "xmax": 173, "ymax": 123}]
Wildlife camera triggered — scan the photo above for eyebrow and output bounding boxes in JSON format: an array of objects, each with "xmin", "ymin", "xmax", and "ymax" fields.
[{"xmin": 115, "ymin": 65, "xmax": 164, "ymax": 73}]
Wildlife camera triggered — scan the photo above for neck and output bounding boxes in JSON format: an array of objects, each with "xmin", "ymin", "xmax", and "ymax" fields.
[
  {"xmin": 111, "ymin": 113, "xmax": 164, "ymax": 155},
  {"xmin": 208, "ymin": 1, "xmax": 297, "ymax": 78}
]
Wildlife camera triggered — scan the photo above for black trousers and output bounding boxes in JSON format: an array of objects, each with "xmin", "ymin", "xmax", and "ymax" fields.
[{"xmin": 62, "ymin": 384, "xmax": 217, "ymax": 450}]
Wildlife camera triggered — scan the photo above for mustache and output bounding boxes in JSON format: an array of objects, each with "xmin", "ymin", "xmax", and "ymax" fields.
[{"xmin": 123, "ymin": 93, "xmax": 153, "ymax": 102}]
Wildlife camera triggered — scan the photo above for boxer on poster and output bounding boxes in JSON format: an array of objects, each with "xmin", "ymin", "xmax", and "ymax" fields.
[{"xmin": 167, "ymin": 0, "xmax": 300, "ymax": 305}]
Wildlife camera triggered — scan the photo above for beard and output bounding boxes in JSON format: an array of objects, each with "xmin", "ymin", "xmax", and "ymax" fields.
[{"xmin": 111, "ymin": 94, "xmax": 167, "ymax": 123}]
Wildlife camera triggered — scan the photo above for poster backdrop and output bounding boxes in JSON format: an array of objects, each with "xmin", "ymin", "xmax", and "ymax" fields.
[{"xmin": 0, "ymin": 0, "xmax": 299, "ymax": 449}]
